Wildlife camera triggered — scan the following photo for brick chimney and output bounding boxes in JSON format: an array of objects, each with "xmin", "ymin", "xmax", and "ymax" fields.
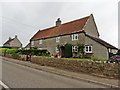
[{"xmin": 56, "ymin": 18, "xmax": 61, "ymax": 26}]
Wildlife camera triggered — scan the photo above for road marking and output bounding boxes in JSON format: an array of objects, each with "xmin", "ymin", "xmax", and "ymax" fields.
[{"xmin": 0, "ymin": 80, "xmax": 9, "ymax": 89}]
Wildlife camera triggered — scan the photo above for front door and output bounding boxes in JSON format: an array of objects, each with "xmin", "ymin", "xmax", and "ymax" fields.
[{"xmin": 60, "ymin": 46, "xmax": 65, "ymax": 57}]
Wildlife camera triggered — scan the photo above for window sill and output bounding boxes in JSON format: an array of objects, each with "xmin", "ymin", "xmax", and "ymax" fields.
[{"xmin": 85, "ymin": 52, "xmax": 93, "ymax": 54}]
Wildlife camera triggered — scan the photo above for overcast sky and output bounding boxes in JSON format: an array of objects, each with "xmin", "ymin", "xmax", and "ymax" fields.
[{"xmin": 0, "ymin": 0, "xmax": 119, "ymax": 48}]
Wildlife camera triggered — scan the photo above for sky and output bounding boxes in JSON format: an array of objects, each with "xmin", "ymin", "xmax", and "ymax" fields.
[{"xmin": 0, "ymin": 0, "xmax": 119, "ymax": 48}]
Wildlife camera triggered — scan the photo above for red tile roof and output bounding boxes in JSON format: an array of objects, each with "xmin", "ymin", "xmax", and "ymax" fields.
[{"xmin": 31, "ymin": 15, "xmax": 90, "ymax": 40}]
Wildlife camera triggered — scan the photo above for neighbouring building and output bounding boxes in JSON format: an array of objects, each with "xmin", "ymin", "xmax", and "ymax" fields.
[
  {"xmin": 30, "ymin": 14, "xmax": 118, "ymax": 60},
  {"xmin": 25, "ymin": 43, "xmax": 30, "ymax": 50},
  {"xmin": 3, "ymin": 35, "xmax": 22, "ymax": 48}
]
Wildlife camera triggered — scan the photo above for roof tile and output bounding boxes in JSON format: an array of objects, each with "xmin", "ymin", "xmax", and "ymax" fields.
[{"xmin": 31, "ymin": 16, "xmax": 90, "ymax": 40}]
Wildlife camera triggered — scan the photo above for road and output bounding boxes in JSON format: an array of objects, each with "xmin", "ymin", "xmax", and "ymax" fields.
[{"xmin": 1, "ymin": 58, "xmax": 107, "ymax": 88}]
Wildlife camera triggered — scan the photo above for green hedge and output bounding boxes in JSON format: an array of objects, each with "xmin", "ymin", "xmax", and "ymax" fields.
[
  {"xmin": 0, "ymin": 48, "xmax": 8, "ymax": 56},
  {"xmin": 0, "ymin": 48, "xmax": 18, "ymax": 55},
  {"xmin": 18, "ymin": 49, "xmax": 50, "ymax": 56},
  {"xmin": 6, "ymin": 49, "xmax": 18, "ymax": 54}
]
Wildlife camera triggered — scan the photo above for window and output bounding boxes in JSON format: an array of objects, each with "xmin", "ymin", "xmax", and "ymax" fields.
[
  {"xmin": 72, "ymin": 34, "xmax": 78, "ymax": 41},
  {"xmin": 39, "ymin": 40, "xmax": 42, "ymax": 44},
  {"xmin": 72, "ymin": 46, "xmax": 78, "ymax": 52},
  {"xmin": 85, "ymin": 45, "xmax": 92, "ymax": 53},
  {"xmin": 31, "ymin": 41, "xmax": 34, "ymax": 46},
  {"xmin": 56, "ymin": 47, "xmax": 59, "ymax": 53},
  {"xmin": 56, "ymin": 37, "xmax": 60, "ymax": 42}
]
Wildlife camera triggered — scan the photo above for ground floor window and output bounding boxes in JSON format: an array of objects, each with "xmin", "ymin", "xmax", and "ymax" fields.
[
  {"xmin": 55, "ymin": 47, "xmax": 59, "ymax": 53},
  {"xmin": 85, "ymin": 45, "xmax": 92, "ymax": 53},
  {"xmin": 72, "ymin": 46, "xmax": 78, "ymax": 52}
]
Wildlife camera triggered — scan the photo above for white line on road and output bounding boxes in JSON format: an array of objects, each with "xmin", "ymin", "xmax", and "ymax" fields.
[{"xmin": 0, "ymin": 80, "xmax": 9, "ymax": 89}]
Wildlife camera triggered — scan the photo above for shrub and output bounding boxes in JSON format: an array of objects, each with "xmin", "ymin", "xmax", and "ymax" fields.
[
  {"xmin": 6, "ymin": 49, "xmax": 18, "ymax": 54},
  {"xmin": 18, "ymin": 49, "xmax": 50, "ymax": 56},
  {"xmin": 0, "ymin": 48, "xmax": 8, "ymax": 56},
  {"xmin": 54, "ymin": 54, "xmax": 58, "ymax": 58},
  {"xmin": 77, "ymin": 44, "xmax": 85, "ymax": 58}
]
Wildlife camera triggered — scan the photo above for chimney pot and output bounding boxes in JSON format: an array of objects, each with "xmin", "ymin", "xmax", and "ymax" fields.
[
  {"xmin": 15, "ymin": 35, "xmax": 17, "ymax": 38},
  {"xmin": 9, "ymin": 37, "xmax": 11, "ymax": 40},
  {"xmin": 56, "ymin": 18, "xmax": 61, "ymax": 26}
]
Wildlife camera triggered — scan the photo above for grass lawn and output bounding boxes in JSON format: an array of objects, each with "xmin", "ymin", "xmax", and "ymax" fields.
[
  {"xmin": 33, "ymin": 55, "xmax": 107, "ymax": 63},
  {"xmin": 63, "ymin": 57, "xmax": 107, "ymax": 63},
  {"xmin": 62, "ymin": 58, "xmax": 92, "ymax": 61}
]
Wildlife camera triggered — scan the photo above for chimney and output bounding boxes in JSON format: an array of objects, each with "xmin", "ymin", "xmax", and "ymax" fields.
[
  {"xmin": 56, "ymin": 18, "xmax": 61, "ymax": 26},
  {"xmin": 9, "ymin": 37, "xmax": 11, "ymax": 40},
  {"xmin": 15, "ymin": 35, "xmax": 17, "ymax": 38}
]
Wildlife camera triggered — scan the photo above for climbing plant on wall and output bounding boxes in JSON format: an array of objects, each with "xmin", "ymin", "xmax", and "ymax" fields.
[{"xmin": 77, "ymin": 44, "xmax": 85, "ymax": 58}]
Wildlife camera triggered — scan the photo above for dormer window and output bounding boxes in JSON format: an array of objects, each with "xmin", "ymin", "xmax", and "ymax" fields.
[
  {"xmin": 56, "ymin": 37, "xmax": 60, "ymax": 42},
  {"xmin": 39, "ymin": 40, "xmax": 42, "ymax": 44},
  {"xmin": 72, "ymin": 34, "xmax": 78, "ymax": 41}
]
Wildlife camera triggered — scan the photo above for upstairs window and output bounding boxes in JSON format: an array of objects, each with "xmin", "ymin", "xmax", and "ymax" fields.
[
  {"xmin": 85, "ymin": 45, "xmax": 92, "ymax": 53},
  {"xmin": 39, "ymin": 40, "xmax": 42, "ymax": 44},
  {"xmin": 72, "ymin": 46, "xmax": 78, "ymax": 52},
  {"xmin": 72, "ymin": 34, "xmax": 78, "ymax": 41},
  {"xmin": 56, "ymin": 37, "xmax": 60, "ymax": 42}
]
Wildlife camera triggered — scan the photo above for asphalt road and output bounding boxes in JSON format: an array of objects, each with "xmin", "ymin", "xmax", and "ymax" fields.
[{"xmin": 1, "ymin": 58, "xmax": 107, "ymax": 88}]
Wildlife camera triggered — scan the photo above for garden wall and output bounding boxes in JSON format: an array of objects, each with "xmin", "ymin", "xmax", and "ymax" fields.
[{"xmin": 31, "ymin": 56, "xmax": 119, "ymax": 79}]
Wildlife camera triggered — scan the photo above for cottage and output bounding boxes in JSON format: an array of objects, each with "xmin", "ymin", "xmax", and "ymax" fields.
[
  {"xmin": 30, "ymin": 14, "xmax": 117, "ymax": 60},
  {"xmin": 3, "ymin": 35, "xmax": 22, "ymax": 48}
]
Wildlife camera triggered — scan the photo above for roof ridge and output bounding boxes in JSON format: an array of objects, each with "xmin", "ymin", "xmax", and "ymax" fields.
[
  {"xmin": 31, "ymin": 15, "xmax": 90, "ymax": 40},
  {"xmin": 61, "ymin": 15, "xmax": 90, "ymax": 26},
  {"xmin": 39, "ymin": 15, "xmax": 90, "ymax": 32},
  {"xmin": 3, "ymin": 38, "xmax": 14, "ymax": 45}
]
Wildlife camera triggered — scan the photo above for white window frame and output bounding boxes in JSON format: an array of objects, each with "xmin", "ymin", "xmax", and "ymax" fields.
[
  {"xmin": 72, "ymin": 46, "xmax": 78, "ymax": 52},
  {"xmin": 85, "ymin": 45, "xmax": 92, "ymax": 53},
  {"xmin": 72, "ymin": 34, "xmax": 78, "ymax": 41},
  {"xmin": 55, "ymin": 47, "xmax": 59, "ymax": 53},
  {"xmin": 31, "ymin": 41, "xmax": 34, "ymax": 46},
  {"xmin": 56, "ymin": 37, "xmax": 60, "ymax": 42},
  {"xmin": 39, "ymin": 40, "xmax": 42, "ymax": 44}
]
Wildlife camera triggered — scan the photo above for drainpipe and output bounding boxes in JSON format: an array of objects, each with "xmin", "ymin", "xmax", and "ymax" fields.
[{"xmin": 107, "ymin": 48, "xmax": 110, "ymax": 60}]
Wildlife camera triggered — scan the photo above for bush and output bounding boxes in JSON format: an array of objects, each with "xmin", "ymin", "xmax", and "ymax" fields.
[
  {"xmin": 6, "ymin": 49, "xmax": 18, "ymax": 54},
  {"xmin": 0, "ymin": 48, "xmax": 8, "ymax": 56},
  {"xmin": 18, "ymin": 49, "xmax": 50, "ymax": 56},
  {"xmin": 54, "ymin": 54, "xmax": 58, "ymax": 58}
]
